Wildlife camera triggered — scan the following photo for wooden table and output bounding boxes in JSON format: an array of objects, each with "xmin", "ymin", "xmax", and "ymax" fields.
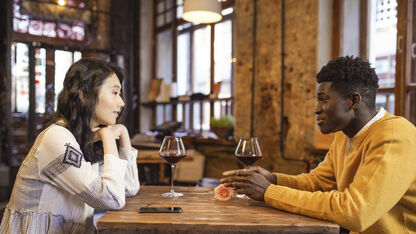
[{"xmin": 97, "ymin": 186, "xmax": 339, "ymax": 233}]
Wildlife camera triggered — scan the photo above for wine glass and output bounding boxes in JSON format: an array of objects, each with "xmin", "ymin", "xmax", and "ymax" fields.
[
  {"xmin": 159, "ymin": 136, "xmax": 186, "ymax": 198},
  {"xmin": 235, "ymin": 137, "xmax": 262, "ymax": 167},
  {"xmin": 234, "ymin": 137, "xmax": 262, "ymax": 199}
]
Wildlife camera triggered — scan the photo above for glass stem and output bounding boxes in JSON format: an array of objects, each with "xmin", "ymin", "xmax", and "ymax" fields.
[{"xmin": 170, "ymin": 164, "xmax": 175, "ymax": 197}]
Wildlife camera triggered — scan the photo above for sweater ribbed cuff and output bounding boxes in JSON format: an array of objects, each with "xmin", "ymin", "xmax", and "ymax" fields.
[
  {"xmin": 264, "ymin": 184, "xmax": 285, "ymax": 205},
  {"xmin": 275, "ymin": 173, "xmax": 291, "ymax": 187}
]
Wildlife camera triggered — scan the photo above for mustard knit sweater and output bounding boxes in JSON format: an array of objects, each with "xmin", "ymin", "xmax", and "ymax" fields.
[{"xmin": 264, "ymin": 112, "xmax": 416, "ymax": 233}]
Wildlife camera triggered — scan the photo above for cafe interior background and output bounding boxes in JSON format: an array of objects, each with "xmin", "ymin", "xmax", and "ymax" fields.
[{"xmin": 0, "ymin": 0, "xmax": 415, "ymax": 201}]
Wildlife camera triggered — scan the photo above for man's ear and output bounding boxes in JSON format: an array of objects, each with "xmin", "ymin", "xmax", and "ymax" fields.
[{"xmin": 349, "ymin": 92, "xmax": 361, "ymax": 109}]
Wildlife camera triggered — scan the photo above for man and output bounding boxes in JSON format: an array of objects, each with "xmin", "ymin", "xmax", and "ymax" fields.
[{"xmin": 221, "ymin": 56, "xmax": 416, "ymax": 233}]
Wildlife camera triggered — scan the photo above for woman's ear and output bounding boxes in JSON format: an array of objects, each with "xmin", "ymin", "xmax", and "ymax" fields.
[{"xmin": 350, "ymin": 92, "xmax": 361, "ymax": 109}]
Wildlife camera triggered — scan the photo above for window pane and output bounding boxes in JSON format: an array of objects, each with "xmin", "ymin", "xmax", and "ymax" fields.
[
  {"xmin": 193, "ymin": 102, "xmax": 201, "ymax": 130},
  {"xmin": 55, "ymin": 50, "xmax": 73, "ymax": 110},
  {"xmin": 193, "ymin": 26, "xmax": 211, "ymax": 95},
  {"xmin": 177, "ymin": 33, "xmax": 190, "ymax": 96},
  {"xmin": 214, "ymin": 20, "xmax": 232, "ymax": 98},
  {"xmin": 166, "ymin": 104, "xmax": 172, "ymax": 122},
  {"xmin": 74, "ymin": 51, "xmax": 82, "ymax": 62},
  {"xmin": 411, "ymin": 2, "xmax": 416, "ymax": 84},
  {"xmin": 184, "ymin": 103, "xmax": 190, "ymax": 129},
  {"xmin": 177, "ymin": 103, "xmax": 183, "ymax": 123},
  {"xmin": 157, "ymin": 1, "xmax": 165, "ymax": 14},
  {"xmin": 176, "ymin": 0, "xmax": 183, "ymax": 19},
  {"xmin": 35, "ymin": 48, "xmax": 46, "ymax": 113},
  {"xmin": 166, "ymin": 0, "xmax": 174, "ymax": 23},
  {"xmin": 11, "ymin": 43, "xmax": 29, "ymax": 113},
  {"xmin": 408, "ymin": 91, "xmax": 416, "ymax": 125},
  {"xmin": 369, "ymin": 0, "xmax": 397, "ymax": 88},
  {"xmin": 202, "ymin": 101, "xmax": 210, "ymax": 130},
  {"xmin": 376, "ymin": 93, "xmax": 395, "ymax": 114},
  {"xmin": 156, "ymin": 105, "xmax": 164, "ymax": 125},
  {"xmin": 156, "ymin": 30, "xmax": 173, "ymax": 83}
]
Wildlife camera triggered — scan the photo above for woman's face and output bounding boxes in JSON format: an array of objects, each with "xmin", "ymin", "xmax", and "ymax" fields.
[{"xmin": 91, "ymin": 73, "xmax": 124, "ymax": 127}]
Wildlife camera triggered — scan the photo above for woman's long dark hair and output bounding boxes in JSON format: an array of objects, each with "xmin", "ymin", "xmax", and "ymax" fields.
[{"xmin": 46, "ymin": 58, "xmax": 125, "ymax": 163}]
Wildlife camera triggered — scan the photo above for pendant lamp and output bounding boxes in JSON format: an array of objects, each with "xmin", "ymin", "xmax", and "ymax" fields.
[{"xmin": 182, "ymin": 0, "xmax": 222, "ymax": 24}]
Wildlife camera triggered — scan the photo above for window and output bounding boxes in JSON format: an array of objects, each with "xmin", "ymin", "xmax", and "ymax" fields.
[
  {"xmin": 335, "ymin": 0, "xmax": 416, "ymax": 125},
  {"xmin": 151, "ymin": 0, "xmax": 235, "ymax": 132},
  {"xmin": 54, "ymin": 50, "xmax": 82, "ymax": 110},
  {"xmin": 369, "ymin": 0, "xmax": 398, "ymax": 114}
]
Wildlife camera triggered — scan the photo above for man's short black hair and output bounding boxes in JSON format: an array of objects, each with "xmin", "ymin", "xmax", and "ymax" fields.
[{"xmin": 316, "ymin": 56, "xmax": 379, "ymax": 110}]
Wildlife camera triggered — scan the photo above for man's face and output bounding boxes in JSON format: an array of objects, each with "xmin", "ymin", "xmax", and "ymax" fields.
[{"xmin": 315, "ymin": 82, "xmax": 353, "ymax": 134}]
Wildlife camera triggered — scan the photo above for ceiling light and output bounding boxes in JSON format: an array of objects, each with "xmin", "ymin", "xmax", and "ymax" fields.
[{"xmin": 183, "ymin": 0, "xmax": 222, "ymax": 24}]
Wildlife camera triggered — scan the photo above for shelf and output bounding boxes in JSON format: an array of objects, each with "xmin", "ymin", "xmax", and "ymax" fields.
[{"xmin": 142, "ymin": 97, "xmax": 233, "ymax": 107}]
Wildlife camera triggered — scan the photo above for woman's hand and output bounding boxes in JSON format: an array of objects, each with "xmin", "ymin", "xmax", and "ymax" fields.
[{"xmin": 93, "ymin": 124, "xmax": 132, "ymax": 156}]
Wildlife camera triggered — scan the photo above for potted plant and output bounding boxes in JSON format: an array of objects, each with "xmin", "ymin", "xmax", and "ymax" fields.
[{"xmin": 210, "ymin": 115, "xmax": 234, "ymax": 139}]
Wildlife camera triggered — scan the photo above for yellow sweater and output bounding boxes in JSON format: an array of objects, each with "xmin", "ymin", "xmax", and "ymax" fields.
[{"xmin": 264, "ymin": 112, "xmax": 416, "ymax": 233}]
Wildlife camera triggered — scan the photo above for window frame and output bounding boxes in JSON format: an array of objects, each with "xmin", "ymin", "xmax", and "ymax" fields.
[
  {"xmin": 150, "ymin": 0, "xmax": 235, "ymax": 131},
  {"xmin": 332, "ymin": 0, "xmax": 416, "ymax": 124}
]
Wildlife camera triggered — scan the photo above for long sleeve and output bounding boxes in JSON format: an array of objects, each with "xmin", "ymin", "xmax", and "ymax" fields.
[
  {"xmin": 264, "ymin": 117, "xmax": 416, "ymax": 232},
  {"xmin": 36, "ymin": 125, "xmax": 128, "ymax": 210},
  {"xmin": 119, "ymin": 147, "xmax": 140, "ymax": 196},
  {"xmin": 275, "ymin": 146, "xmax": 337, "ymax": 192}
]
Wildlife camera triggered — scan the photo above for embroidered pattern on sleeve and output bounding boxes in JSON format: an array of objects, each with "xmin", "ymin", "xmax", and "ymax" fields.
[
  {"xmin": 77, "ymin": 177, "xmax": 121, "ymax": 209},
  {"xmin": 62, "ymin": 143, "xmax": 83, "ymax": 168},
  {"xmin": 42, "ymin": 154, "xmax": 70, "ymax": 181}
]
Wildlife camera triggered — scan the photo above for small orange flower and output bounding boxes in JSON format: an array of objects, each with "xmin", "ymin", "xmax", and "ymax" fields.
[{"xmin": 214, "ymin": 184, "xmax": 235, "ymax": 201}]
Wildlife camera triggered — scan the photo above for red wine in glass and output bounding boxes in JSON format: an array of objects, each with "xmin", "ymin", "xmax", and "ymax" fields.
[
  {"xmin": 235, "ymin": 153, "xmax": 262, "ymax": 166},
  {"xmin": 159, "ymin": 136, "xmax": 186, "ymax": 198},
  {"xmin": 234, "ymin": 137, "xmax": 262, "ymax": 167},
  {"xmin": 160, "ymin": 153, "xmax": 186, "ymax": 165}
]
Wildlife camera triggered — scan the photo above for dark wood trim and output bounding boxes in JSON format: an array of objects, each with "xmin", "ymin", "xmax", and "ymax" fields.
[
  {"xmin": 377, "ymin": 88, "xmax": 395, "ymax": 93},
  {"xmin": 142, "ymin": 97, "xmax": 234, "ymax": 106},
  {"xmin": 210, "ymin": 24, "xmax": 215, "ymax": 118},
  {"xmin": 331, "ymin": 0, "xmax": 343, "ymax": 59},
  {"xmin": 395, "ymin": 0, "xmax": 410, "ymax": 116},
  {"xmin": 45, "ymin": 49, "xmax": 55, "ymax": 115},
  {"xmin": 172, "ymin": 5, "xmax": 178, "ymax": 121},
  {"xmin": 359, "ymin": 0, "xmax": 369, "ymax": 60},
  {"xmin": 28, "ymin": 46, "xmax": 36, "ymax": 144},
  {"xmin": 0, "ymin": 0, "xmax": 13, "ymax": 165},
  {"xmin": 151, "ymin": 0, "xmax": 157, "ymax": 128},
  {"xmin": 13, "ymin": 32, "xmax": 89, "ymax": 51},
  {"xmin": 132, "ymin": 0, "xmax": 141, "ymax": 133}
]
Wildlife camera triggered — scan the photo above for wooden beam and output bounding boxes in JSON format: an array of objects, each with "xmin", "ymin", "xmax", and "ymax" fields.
[
  {"xmin": 359, "ymin": 0, "xmax": 369, "ymax": 60},
  {"xmin": 331, "ymin": 0, "xmax": 343, "ymax": 59}
]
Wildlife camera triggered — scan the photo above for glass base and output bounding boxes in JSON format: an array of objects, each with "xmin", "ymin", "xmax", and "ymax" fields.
[
  {"xmin": 236, "ymin": 194, "xmax": 250, "ymax": 199},
  {"xmin": 161, "ymin": 191, "xmax": 183, "ymax": 198}
]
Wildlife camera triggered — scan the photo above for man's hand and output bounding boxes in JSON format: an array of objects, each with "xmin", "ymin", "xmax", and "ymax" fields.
[
  {"xmin": 220, "ymin": 169, "xmax": 272, "ymax": 201},
  {"xmin": 246, "ymin": 166, "xmax": 277, "ymax": 184}
]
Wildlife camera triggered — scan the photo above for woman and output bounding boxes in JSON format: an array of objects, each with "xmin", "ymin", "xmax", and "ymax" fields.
[{"xmin": 0, "ymin": 58, "xmax": 140, "ymax": 233}]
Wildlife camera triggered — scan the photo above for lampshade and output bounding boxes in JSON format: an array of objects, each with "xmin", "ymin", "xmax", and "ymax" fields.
[{"xmin": 183, "ymin": 0, "xmax": 222, "ymax": 24}]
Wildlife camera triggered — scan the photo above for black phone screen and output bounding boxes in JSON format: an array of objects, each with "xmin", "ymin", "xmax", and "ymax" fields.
[{"xmin": 138, "ymin": 207, "xmax": 182, "ymax": 213}]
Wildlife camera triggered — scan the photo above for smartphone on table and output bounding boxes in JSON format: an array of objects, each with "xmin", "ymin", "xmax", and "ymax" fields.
[{"xmin": 138, "ymin": 207, "xmax": 182, "ymax": 213}]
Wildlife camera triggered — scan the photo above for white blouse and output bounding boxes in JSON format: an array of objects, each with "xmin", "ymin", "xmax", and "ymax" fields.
[{"xmin": 0, "ymin": 123, "xmax": 140, "ymax": 234}]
